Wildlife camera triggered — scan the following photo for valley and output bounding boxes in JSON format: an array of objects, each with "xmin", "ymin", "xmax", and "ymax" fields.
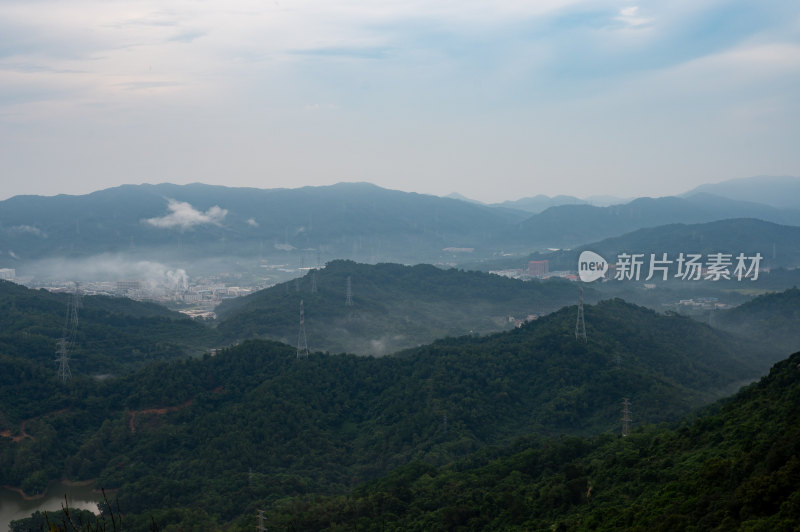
[{"xmin": 1, "ymin": 178, "xmax": 800, "ymax": 531}]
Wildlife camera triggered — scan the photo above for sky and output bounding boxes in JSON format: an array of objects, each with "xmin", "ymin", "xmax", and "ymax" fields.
[{"xmin": 1, "ymin": 0, "xmax": 799, "ymax": 203}]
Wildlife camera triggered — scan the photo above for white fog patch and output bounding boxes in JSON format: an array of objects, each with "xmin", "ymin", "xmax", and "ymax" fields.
[
  {"xmin": 144, "ymin": 199, "xmax": 227, "ymax": 230},
  {"xmin": 165, "ymin": 268, "xmax": 189, "ymax": 290},
  {"xmin": 11, "ymin": 225, "xmax": 47, "ymax": 237},
  {"xmin": 247, "ymin": 218, "xmax": 259, "ymax": 227},
  {"xmin": 369, "ymin": 338, "xmax": 388, "ymax": 356},
  {"xmin": 23, "ymin": 254, "xmax": 190, "ymax": 289}
]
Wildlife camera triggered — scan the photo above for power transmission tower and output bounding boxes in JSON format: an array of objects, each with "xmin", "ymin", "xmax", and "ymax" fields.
[
  {"xmin": 621, "ymin": 398, "xmax": 632, "ymax": 437},
  {"xmin": 56, "ymin": 284, "xmax": 81, "ymax": 383},
  {"xmin": 256, "ymin": 509, "xmax": 267, "ymax": 531},
  {"xmin": 345, "ymin": 276, "xmax": 353, "ymax": 306},
  {"xmin": 575, "ymin": 287, "xmax": 587, "ymax": 342},
  {"xmin": 56, "ymin": 339, "xmax": 71, "ymax": 383},
  {"xmin": 296, "ymin": 300, "xmax": 309, "ymax": 358}
]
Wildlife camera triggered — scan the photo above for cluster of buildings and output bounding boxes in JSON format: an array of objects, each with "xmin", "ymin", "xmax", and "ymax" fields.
[
  {"xmin": 490, "ymin": 260, "xmax": 579, "ymax": 282},
  {"xmin": 671, "ymin": 297, "xmax": 731, "ymax": 311},
  {"xmin": 26, "ymin": 276, "xmax": 260, "ymax": 320}
]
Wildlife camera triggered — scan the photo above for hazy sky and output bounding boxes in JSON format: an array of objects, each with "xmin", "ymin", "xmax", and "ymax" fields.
[{"xmin": 1, "ymin": 0, "xmax": 798, "ymax": 203}]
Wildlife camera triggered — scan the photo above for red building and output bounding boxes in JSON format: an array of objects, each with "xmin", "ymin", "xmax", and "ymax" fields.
[{"xmin": 528, "ymin": 260, "xmax": 549, "ymax": 278}]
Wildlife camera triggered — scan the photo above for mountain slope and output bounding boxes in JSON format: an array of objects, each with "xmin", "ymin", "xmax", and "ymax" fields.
[
  {"xmin": 0, "ymin": 299, "xmax": 766, "ymax": 529},
  {"xmin": 507, "ymin": 195, "xmax": 800, "ymax": 249},
  {"xmin": 494, "ymin": 194, "xmax": 587, "ymax": 213},
  {"xmin": 474, "ymin": 218, "xmax": 800, "ymax": 276},
  {"xmin": 265, "ymin": 350, "xmax": 800, "ymax": 531},
  {"xmin": 215, "ymin": 260, "xmax": 593, "ymax": 355},
  {"xmin": 5, "ymin": 181, "xmax": 799, "ymax": 278},
  {"xmin": 716, "ymin": 287, "xmax": 800, "ymax": 357},
  {"xmin": 0, "ymin": 280, "xmax": 217, "ymax": 374},
  {"xmin": 683, "ymin": 175, "xmax": 800, "ymax": 210},
  {"xmin": 0, "ymin": 182, "xmax": 511, "ymax": 267}
]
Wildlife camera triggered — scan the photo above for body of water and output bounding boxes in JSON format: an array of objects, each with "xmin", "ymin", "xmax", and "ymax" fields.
[{"xmin": 0, "ymin": 482, "xmax": 100, "ymax": 532}]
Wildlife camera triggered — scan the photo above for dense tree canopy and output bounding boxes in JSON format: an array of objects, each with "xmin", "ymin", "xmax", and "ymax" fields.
[{"xmin": 1, "ymin": 296, "xmax": 775, "ymax": 530}]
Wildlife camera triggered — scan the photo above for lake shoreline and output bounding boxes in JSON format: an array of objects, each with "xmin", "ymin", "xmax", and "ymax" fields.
[
  {"xmin": 2, "ymin": 478, "xmax": 99, "ymax": 501},
  {"xmin": 1, "ymin": 485, "xmax": 45, "ymax": 501},
  {"xmin": 1, "ymin": 480, "xmax": 103, "ymax": 531}
]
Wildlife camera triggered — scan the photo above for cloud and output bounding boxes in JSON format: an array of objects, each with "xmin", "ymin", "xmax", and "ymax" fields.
[
  {"xmin": 247, "ymin": 218, "xmax": 259, "ymax": 227},
  {"xmin": 143, "ymin": 199, "xmax": 227, "ymax": 229},
  {"xmin": 0, "ymin": 0, "xmax": 797, "ymax": 203},
  {"xmin": 10, "ymin": 224, "xmax": 47, "ymax": 237},
  {"xmin": 615, "ymin": 6, "xmax": 652, "ymax": 28},
  {"xmin": 289, "ymin": 46, "xmax": 390, "ymax": 60},
  {"xmin": 23, "ymin": 253, "xmax": 190, "ymax": 288}
]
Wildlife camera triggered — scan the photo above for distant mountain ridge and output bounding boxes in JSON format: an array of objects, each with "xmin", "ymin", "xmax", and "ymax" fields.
[
  {"xmin": 683, "ymin": 175, "xmax": 800, "ymax": 209},
  {"xmin": 494, "ymin": 194, "xmax": 587, "ymax": 213},
  {"xmin": 554, "ymin": 218, "xmax": 800, "ymax": 271},
  {"xmin": 2, "ymin": 177, "xmax": 799, "ymax": 279},
  {"xmin": 0, "ymin": 182, "xmax": 512, "ymax": 268},
  {"xmin": 505, "ymin": 194, "xmax": 800, "ymax": 249}
]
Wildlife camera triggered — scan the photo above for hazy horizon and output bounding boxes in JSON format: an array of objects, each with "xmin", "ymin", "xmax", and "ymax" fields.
[{"xmin": 1, "ymin": 175, "xmax": 798, "ymax": 206}]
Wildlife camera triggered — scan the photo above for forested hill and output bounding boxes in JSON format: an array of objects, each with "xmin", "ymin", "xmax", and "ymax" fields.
[
  {"xmin": 0, "ymin": 280, "xmax": 217, "ymax": 374},
  {"xmin": 715, "ymin": 286, "xmax": 800, "ymax": 356},
  {"xmin": 2, "ymin": 299, "xmax": 768, "ymax": 529},
  {"xmin": 0, "ymin": 182, "xmax": 513, "ymax": 264},
  {"xmin": 271, "ymin": 350, "xmax": 800, "ymax": 531},
  {"xmin": 505, "ymin": 194, "xmax": 800, "ymax": 250},
  {"xmin": 470, "ymin": 218, "xmax": 800, "ymax": 274},
  {"xmin": 215, "ymin": 260, "xmax": 593, "ymax": 355},
  {"xmin": 398, "ymin": 298, "xmax": 769, "ymax": 428}
]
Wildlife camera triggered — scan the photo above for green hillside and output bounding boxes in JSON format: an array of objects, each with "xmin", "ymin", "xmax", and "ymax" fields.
[
  {"xmin": 270, "ymin": 350, "xmax": 800, "ymax": 531},
  {"xmin": 715, "ymin": 287, "xmax": 800, "ymax": 356},
  {"xmin": 0, "ymin": 280, "xmax": 218, "ymax": 375},
  {"xmin": 474, "ymin": 218, "xmax": 800, "ymax": 273},
  {"xmin": 0, "ymin": 182, "xmax": 511, "ymax": 266},
  {"xmin": 1, "ymin": 299, "xmax": 767, "ymax": 530},
  {"xmin": 215, "ymin": 260, "xmax": 594, "ymax": 355}
]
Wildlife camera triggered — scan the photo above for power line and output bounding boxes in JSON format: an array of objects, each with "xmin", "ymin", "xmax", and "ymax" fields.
[
  {"xmin": 56, "ymin": 283, "xmax": 81, "ymax": 383},
  {"xmin": 56, "ymin": 339, "xmax": 71, "ymax": 384},
  {"xmin": 345, "ymin": 276, "xmax": 353, "ymax": 307},
  {"xmin": 621, "ymin": 398, "xmax": 632, "ymax": 437},
  {"xmin": 256, "ymin": 509, "xmax": 267, "ymax": 532},
  {"xmin": 297, "ymin": 299, "xmax": 309, "ymax": 359},
  {"xmin": 575, "ymin": 287, "xmax": 587, "ymax": 343}
]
